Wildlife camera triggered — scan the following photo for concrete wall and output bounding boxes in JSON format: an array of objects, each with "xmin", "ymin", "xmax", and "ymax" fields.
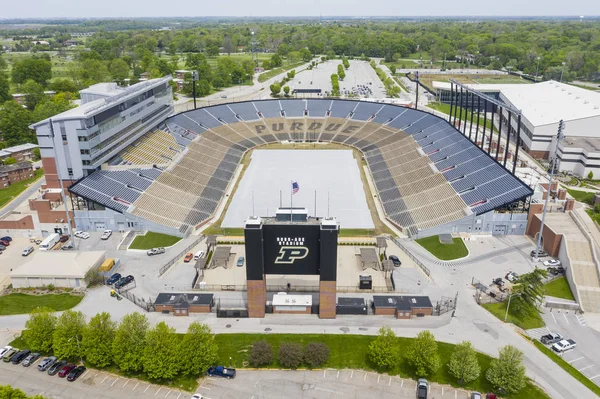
[
  {"xmin": 12, "ymin": 276, "xmax": 86, "ymax": 289},
  {"xmin": 526, "ymin": 213, "xmax": 562, "ymax": 257},
  {"xmin": 73, "ymin": 208, "xmax": 184, "ymax": 237},
  {"xmin": 416, "ymin": 210, "xmax": 529, "ymax": 239}
]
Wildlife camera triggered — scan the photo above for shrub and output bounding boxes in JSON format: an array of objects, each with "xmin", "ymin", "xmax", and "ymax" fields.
[
  {"xmin": 250, "ymin": 340, "xmax": 273, "ymax": 367},
  {"xmin": 304, "ymin": 342, "xmax": 329, "ymax": 368},
  {"xmin": 46, "ymin": 284, "xmax": 55, "ymax": 292},
  {"xmin": 84, "ymin": 267, "xmax": 103, "ymax": 287},
  {"xmin": 278, "ymin": 342, "xmax": 303, "ymax": 368}
]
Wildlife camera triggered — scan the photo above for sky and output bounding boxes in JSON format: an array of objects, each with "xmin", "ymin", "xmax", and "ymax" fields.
[{"xmin": 2, "ymin": 0, "xmax": 599, "ymax": 19}]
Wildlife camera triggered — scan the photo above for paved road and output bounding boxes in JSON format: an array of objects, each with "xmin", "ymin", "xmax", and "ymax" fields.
[{"xmin": 0, "ymin": 177, "xmax": 45, "ymax": 218}]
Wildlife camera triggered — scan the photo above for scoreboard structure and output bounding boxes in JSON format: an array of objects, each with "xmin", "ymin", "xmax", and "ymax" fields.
[{"xmin": 244, "ymin": 215, "xmax": 339, "ymax": 318}]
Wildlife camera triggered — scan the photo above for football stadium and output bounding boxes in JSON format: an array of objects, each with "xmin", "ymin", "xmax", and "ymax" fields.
[{"xmin": 67, "ymin": 98, "xmax": 533, "ymax": 238}]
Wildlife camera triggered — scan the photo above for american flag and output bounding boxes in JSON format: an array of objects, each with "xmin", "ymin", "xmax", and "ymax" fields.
[{"xmin": 292, "ymin": 181, "xmax": 300, "ymax": 195}]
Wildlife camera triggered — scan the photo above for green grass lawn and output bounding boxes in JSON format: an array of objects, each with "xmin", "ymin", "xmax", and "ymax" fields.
[
  {"xmin": 427, "ymin": 102, "xmax": 497, "ymax": 132},
  {"xmin": 415, "ymin": 235, "xmax": 469, "ymax": 260},
  {"xmin": 586, "ymin": 209, "xmax": 600, "ymax": 225},
  {"xmin": 338, "ymin": 229, "xmax": 377, "ymax": 237},
  {"xmin": 481, "ymin": 301, "xmax": 545, "ymax": 330},
  {"xmin": 0, "ymin": 293, "xmax": 83, "ymax": 315},
  {"xmin": 215, "ymin": 333, "xmax": 548, "ymax": 399},
  {"xmin": 257, "ymin": 61, "xmax": 306, "ymax": 83},
  {"xmin": 543, "ymin": 277, "xmax": 575, "ymax": 301},
  {"xmin": 567, "ymin": 189, "xmax": 596, "ymax": 205},
  {"xmin": 0, "ymin": 168, "xmax": 44, "ymax": 209},
  {"xmin": 128, "ymin": 231, "xmax": 182, "ymax": 250},
  {"xmin": 532, "ymin": 339, "xmax": 600, "ymax": 397}
]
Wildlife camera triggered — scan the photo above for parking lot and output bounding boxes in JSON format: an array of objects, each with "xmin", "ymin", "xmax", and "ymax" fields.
[{"xmin": 528, "ymin": 308, "xmax": 600, "ymax": 388}]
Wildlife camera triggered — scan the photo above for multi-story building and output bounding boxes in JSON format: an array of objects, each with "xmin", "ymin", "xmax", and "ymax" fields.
[
  {"xmin": 0, "ymin": 143, "xmax": 38, "ymax": 163},
  {"xmin": 0, "ymin": 162, "xmax": 34, "ymax": 189},
  {"xmin": 30, "ymin": 77, "xmax": 173, "ymax": 189}
]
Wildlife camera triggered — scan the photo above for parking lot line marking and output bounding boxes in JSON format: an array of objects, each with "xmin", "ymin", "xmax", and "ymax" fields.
[
  {"xmin": 94, "ymin": 373, "xmax": 99, "ymax": 377},
  {"xmin": 254, "ymin": 379, "xmax": 260, "ymax": 388},
  {"xmin": 133, "ymin": 382, "xmax": 139, "ymax": 391},
  {"xmin": 590, "ymin": 374, "xmax": 600, "ymax": 380},
  {"xmin": 155, "ymin": 388, "xmax": 161, "ymax": 396},
  {"xmin": 82, "ymin": 370, "xmax": 90, "ymax": 379},
  {"xmin": 442, "ymin": 387, "xmax": 444, "ymax": 395},
  {"xmin": 567, "ymin": 357, "xmax": 584, "ymax": 364},
  {"xmin": 455, "ymin": 390, "xmax": 457, "ymax": 399},
  {"xmin": 177, "ymin": 393, "xmax": 181, "ymax": 399},
  {"xmin": 551, "ymin": 311, "xmax": 557, "ymax": 323},
  {"xmin": 165, "ymin": 389, "xmax": 171, "ymax": 398},
  {"xmin": 101, "ymin": 376, "xmax": 108, "ymax": 384},
  {"xmin": 144, "ymin": 385, "xmax": 150, "ymax": 393},
  {"xmin": 364, "ymin": 372, "xmax": 367, "ymax": 381},
  {"xmin": 337, "ymin": 370, "xmax": 339, "ymax": 378},
  {"xmin": 388, "ymin": 376, "xmax": 391, "ymax": 386},
  {"xmin": 324, "ymin": 369, "xmax": 326, "ymax": 378},
  {"xmin": 377, "ymin": 375, "xmax": 380, "ymax": 384},
  {"xmin": 350, "ymin": 370, "xmax": 354, "ymax": 379},
  {"xmin": 401, "ymin": 380, "xmax": 404, "ymax": 388},
  {"xmin": 111, "ymin": 378, "xmax": 119, "ymax": 387},
  {"xmin": 563, "ymin": 313, "xmax": 570, "ymax": 324},
  {"xmin": 578, "ymin": 365, "xmax": 594, "ymax": 372}
]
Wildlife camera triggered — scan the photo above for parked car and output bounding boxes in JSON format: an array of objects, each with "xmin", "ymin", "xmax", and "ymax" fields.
[
  {"xmin": 531, "ymin": 249, "xmax": 549, "ymax": 258},
  {"xmin": 47, "ymin": 360, "xmax": 67, "ymax": 375},
  {"xmin": 485, "ymin": 394, "xmax": 497, "ymax": 399},
  {"xmin": 194, "ymin": 250, "xmax": 205, "ymax": 261},
  {"xmin": 417, "ymin": 378, "xmax": 428, "ymax": 399},
  {"xmin": 541, "ymin": 332, "xmax": 563, "ymax": 345},
  {"xmin": 11, "ymin": 350, "xmax": 31, "ymax": 364},
  {"xmin": 61, "ymin": 243, "xmax": 74, "ymax": 250},
  {"xmin": 207, "ymin": 366, "xmax": 236, "ymax": 379},
  {"xmin": 100, "ymin": 230, "xmax": 112, "ymax": 240},
  {"xmin": 548, "ymin": 266, "xmax": 566, "ymax": 275},
  {"xmin": 0, "ymin": 236, "xmax": 12, "ymax": 242},
  {"xmin": 74, "ymin": 231, "xmax": 90, "ymax": 239},
  {"xmin": 389, "ymin": 255, "xmax": 401, "ymax": 266},
  {"xmin": 191, "ymin": 395, "xmax": 207, "ymax": 399},
  {"xmin": 22, "ymin": 246, "xmax": 34, "ymax": 256},
  {"xmin": 0, "ymin": 239, "xmax": 10, "ymax": 246},
  {"xmin": 67, "ymin": 365, "xmax": 86, "ymax": 381},
  {"xmin": 37, "ymin": 356, "xmax": 57, "ymax": 371},
  {"xmin": 59, "ymin": 234, "xmax": 70, "ymax": 243},
  {"xmin": 237, "ymin": 256, "xmax": 245, "ymax": 267},
  {"xmin": 552, "ymin": 339, "xmax": 576, "ymax": 353},
  {"xmin": 114, "ymin": 275, "xmax": 134, "ymax": 289},
  {"xmin": 22, "ymin": 352, "xmax": 40, "ymax": 367},
  {"xmin": 184, "ymin": 253, "xmax": 194, "ymax": 263},
  {"xmin": 106, "ymin": 273, "xmax": 122, "ymax": 285},
  {"xmin": 58, "ymin": 363, "xmax": 76, "ymax": 378},
  {"xmin": 0, "ymin": 245, "xmax": 5, "ymax": 251},
  {"xmin": 543, "ymin": 259, "xmax": 561, "ymax": 267},
  {"xmin": 493, "ymin": 277, "xmax": 504, "ymax": 287},
  {"xmin": 2, "ymin": 348, "xmax": 18, "ymax": 362},
  {"xmin": 0, "ymin": 346, "xmax": 13, "ymax": 358},
  {"xmin": 505, "ymin": 271, "xmax": 519, "ymax": 283},
  {"xmin": 471, "ymin": 393, "xmax": 482, "ymax": 399},
  {"xmin": 146, "ymin": 247, "xmax": 166, "ymax": 256}
]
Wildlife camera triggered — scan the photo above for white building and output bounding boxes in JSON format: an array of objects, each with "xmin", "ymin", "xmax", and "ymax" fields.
[{"xmin": 30, "ymin": 77, "xmax": 173, "ymax": 189}]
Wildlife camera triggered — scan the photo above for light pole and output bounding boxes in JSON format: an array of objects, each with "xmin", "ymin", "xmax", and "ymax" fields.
[
  {"xmin": 192, "ymin": 71, "xmax": 198, "ymax": 110},
  {"xmin": 535, "ymin": 57, "xmax": 541, "ymax": 82},
  {"xmin": 533, "ymin": 120, "xmax": 566, "ymax": 262},
  {"xmin": 560, "ymin": 62, "xmax": 566, "ymax": 83}
]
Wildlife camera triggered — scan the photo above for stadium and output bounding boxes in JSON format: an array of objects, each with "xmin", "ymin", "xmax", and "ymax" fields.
[{"xmin": 67, "ymin": 98, "xmax": 533, "ymax": 238}]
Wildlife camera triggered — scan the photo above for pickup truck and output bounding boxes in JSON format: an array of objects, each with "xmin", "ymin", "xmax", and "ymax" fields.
[
  {"xmin": 541, "ymin": 332, "xmax": 563, "ymax": 345},
  {"xmin": 207, "ymin": 366, "xmax": 236, "ymax": 379},
  {"xmin": 552, "ymin": 339, "xmax": 576, "ymax": 353},
  {"xmin": 100, "ymin": 230, "xmax": 112, "ymax": 240},
  {"xmin": 147, "ymin": 247, "xmax": 166, "ymax": 256}
]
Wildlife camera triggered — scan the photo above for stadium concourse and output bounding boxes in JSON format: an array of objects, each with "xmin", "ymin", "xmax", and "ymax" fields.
[{"xmin": 69, "ymin": 99, "xmax": 532, "ymax": 237}]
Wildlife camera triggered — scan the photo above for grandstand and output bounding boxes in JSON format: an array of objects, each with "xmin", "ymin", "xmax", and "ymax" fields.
[{"xmin": 69, "ymin": 99, "xmax": 532, "ymax": 237}]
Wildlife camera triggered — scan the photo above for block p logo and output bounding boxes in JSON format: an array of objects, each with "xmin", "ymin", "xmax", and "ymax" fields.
[{"xmin": 275, "ymin": 246, "xmax": 309, "ymax": 264}]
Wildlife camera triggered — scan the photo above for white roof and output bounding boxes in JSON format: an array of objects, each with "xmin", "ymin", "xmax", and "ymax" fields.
[
  {"xmin": 272, "ymin": 294, "xmax": 312, "ymax": 307},
  {"xmin": 1, "ymin": 143, "xmax": 38, "ymax": 153},
  {"xmin": 432, "ymin": 81, "xmax": 518, "ymax": 93},
  {"xmin": 10, "ymin": 251, "xmax": 105, "ymax": 279},
  {"xmin": 79, "ymin": 82, "xmax": 123, "ymax": 96},
  {"xmin": 500, "ymin": 80, "xmax": 600, "ymax": 126}
]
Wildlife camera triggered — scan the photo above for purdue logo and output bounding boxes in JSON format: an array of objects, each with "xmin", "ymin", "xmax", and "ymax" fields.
[{"xmin": 275, "ymin": 246, "xmax": 309, "ymax": 264}]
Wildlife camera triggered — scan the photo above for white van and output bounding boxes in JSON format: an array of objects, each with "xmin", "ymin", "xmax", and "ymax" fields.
[
  {"xmin": 39, "ymin": 233, "xmax": 60, "ymax": 251},
  {"xmin": 194, "ymin": 250, "xmax": 205, "ymax": 261}
]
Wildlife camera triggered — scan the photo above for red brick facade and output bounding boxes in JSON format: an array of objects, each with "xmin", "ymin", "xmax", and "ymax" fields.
[
  {"xmin": 0, "ymin": 162, "xmax": 34, "ymax": 189},
  {"xmin": 319, "ymin": 281, "xmax": 336, "ymax": 319},
  {"xmin": 247, "ymin": 279, "xmax": 266, "ymax": 318}
]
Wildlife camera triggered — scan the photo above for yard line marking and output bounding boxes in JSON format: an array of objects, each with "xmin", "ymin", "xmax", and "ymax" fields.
[
  {"xmin": 337, "ymin": 370, "xmax": 339, "ymax": 378},
  {"xmin": 377, "ymin": 375, "xmax": 380, "ymax": 384},
  {"xmin": 111, "ymin": 378, "xmax": 119, "ymax": 387},
  {"xmin": 563, "ymin": 313, "xmax": 570, "ymax": 324},
  {"xmin": 350, "ymin": 370, "xmax": 354, "ymax": 379},
  {"xmin": 578, "ymin": 365, "xmax": 594, "ymax": 372},
  {"xmin": 165, "ymin": 389, "xmax": 171, "ymax": 398},
  {"xmin": 144, "ymin": 385, "xmax": 150, "ymax": 393},
  {"xmin": 101, "ymin": 376, "xmax": 108, "ymax": 384},
  {"xmin": 567, "ymin": 357, "xmax": 584, "ymax": 364},
  {"xmin": 133, "ymin": 382, "xmax": 139, "ymax": 391},
  {"xmin": 388, "ymin": 377, "xmax": 391, "ymax": 386},
  {"xmin": 550, "ymin": 311, "xmax": 557, "ymax": 323},
  {"xmin": 123, "ymin": 379, "xmax": 129, "ymax": 388},
  {"xmin": 155, "ymin": 388, "xmax": 162, "ymax": 396},
  {"xmin": 590, "ymin": 374, "xmax": 600, "ymax": 380}
]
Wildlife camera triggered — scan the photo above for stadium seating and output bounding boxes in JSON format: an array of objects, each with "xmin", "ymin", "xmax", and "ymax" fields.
[{"xmin": 69, "ymin": 99, "xmax": 532, "ymax": 237}]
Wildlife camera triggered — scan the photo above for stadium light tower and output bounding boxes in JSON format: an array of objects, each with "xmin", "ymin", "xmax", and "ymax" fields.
[
  {"xmin": 533, "ymin": 120, "xmax": 565, "ymax": 262},
  {"xmin": 192, "ymin": 70, "xmax": 198, "ymax": 110},
  {"xmin": 251, "ymin": 30, "xmax": 256, "ymax": 67}
]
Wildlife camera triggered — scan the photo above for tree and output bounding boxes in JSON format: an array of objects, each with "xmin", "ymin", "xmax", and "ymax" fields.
[
  {"xmin": 299, "ymin": 48, "xmax": 312, "ymax": 62},
  {"xmin": 112, "ymin": 312, "xmax": 149, "ymax": 372},
  {"xmin": 278, "ymin": 342, "xmax": 303, "ymax": 368},
  {"xmin": 178, "ymin": 322, "xmax": 218, "ymax": 376},
  {"xmin": 270, "ymin": 83, "xmax": 281, "ymax": 96},
  {"xmin": 486, "ymin": 345, "xmax": 526, "ymax": 394},
  {"xmin": 448, "ymin": 341, "xmax": 480, "ymax": 385},
  {"xmin": 0, "ymin": 100, "xmax": 34, "ymax": 146},
  {"xmin": 287, "ymin": 70, "xmax": 296, "ymax": 79},
  {"xmin": 368, "ymin": 326, "xmax": 399, "ymax": 370},
  {"xmin": 406, "ymin": 330, "xmax": 441, "ymax": 377},
  {"xmin": 49, "ymin": 79, "xmax": 78, "ymax": 94},
  {"xmin": 22, "ymin": 80, "xmax": 45, "ymax": 110},
  {"xmin": 32, "ymin": 148, "xmax": 40, "ymax": 160},
  {"xmin": 250, "ymin": 340, "xmax": 273, "ymax": 367},
  {"xmin": 4, "ymin": 157, "xmax": 16, "ymax": 165},
  {"xmin": 108, "ymin": 59, "xmax": 130, "ymax": 82},
  {"xmin": 11, "ymin": 57, "xmax": 52, "ymax": 86},
  {"xmin": 270, "ymin": 54, "xmax": 283, "ymax": 68},
  {"xmin": 23, "ymin": 307, "xmax": 57, "ymax": 353},
  {"xmin": 223, "ymin": 36, "xmax": 235, "ymax": 56},
  {"xmin": 142, "ymin": 321, "xmax": 180, "ymax": 380},
  {"xmin": 303, "ymin": 342, "xmax": 329, "ymax": 368},
  {"xmin": 588, "ymin": 171, "xmax": 594, "ymax": 180},
  {"xmin": 283, "ymin": 86, "xmax": 290, "ymax": 96},
  {"xmin": 31, "ymin": 97, "xmax": 74, "ymax": 124},
  {"xmin": 83, "ymin": 312, "xmax": 116, "ymax": 368},
  {"xmin": 0, "ymin": 72, "xmax": 10, "ymax": 102},
  {"xmin": 52, "ymin": 310, "xmax": 86, "ymax": 360},
  {"xmin": 512, "ymin": 268, "xmax": 548, "ymax": 313}
]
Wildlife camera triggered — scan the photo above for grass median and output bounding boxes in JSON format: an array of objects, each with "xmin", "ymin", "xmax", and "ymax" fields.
[
  {"xmin": 128, "ymin": 231, "xmax": 181, "ymax": 250},
  {"xmin": 0, "ymin": 293, "xmax": 83, "ymax": 315},
  {"xmin": 481, "ymin": 301, "xmax": 545, "ymax": 330},
  {"xmin": 0, "ymin": 168, "xmax": 44, "ymax": 208},
  {"xmin": 543, "ymin": 277, "xmax": 575, "ymax": 301},
  {"xmin": 415, "ymin": 235, "xmax": 469, "ymax": 260}
]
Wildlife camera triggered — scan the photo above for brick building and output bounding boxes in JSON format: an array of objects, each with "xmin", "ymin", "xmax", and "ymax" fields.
[
  {"xmin": 0, "ymin": 143, "xmax": 39, "ymax": 163},
  {"xmin": 0, "ymin": 162, "xmax": 34, "ymax": 189}
]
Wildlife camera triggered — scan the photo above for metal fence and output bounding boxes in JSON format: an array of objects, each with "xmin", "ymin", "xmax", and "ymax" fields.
[
  {"xmin": 158, "ymin": 235, "xmax": 205, "ymax": 277},
  {"xmin": 472, "ymin": 277, "xmax": 508, "ymax": 304},
  {"xmin": 215, "ymin": 298, "xmax": 248, "ymax": 318},
  {"xmin": 116, "ymin": 288, "xmax": 155, "ymax": 312},
  {"xmin": 390, "ymin": 237, "xmax": 431, "ymax": 278}
]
